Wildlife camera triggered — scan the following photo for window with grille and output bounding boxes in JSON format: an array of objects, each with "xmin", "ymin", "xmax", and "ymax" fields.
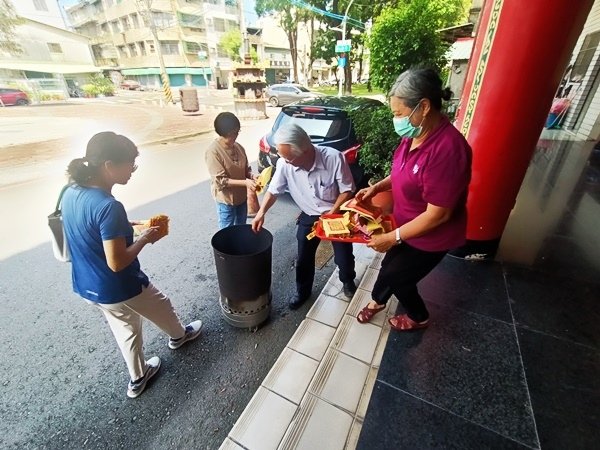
[
  {"xmin": 214, "ymin": 18, "xmax": 225, "ymax": 32},
  {"xmin": 572, "ymin": 31, "xmax": 600, "ymax": 81},
  {"xmin": 33, "ymin": 0, "xmax": 48, "ymax": 11},
  {"xmin": 131, "ymin": 14, "xmax": 140, "ymax": 28},
  {"xmin": 47, "ymin": 43, "xmax": 62, "ymax": 53},
  {"xmin": 179, "ymin": 13, "xmax": 204, "ymax": 29},
  {"xmin": 117, "ymin": 46, "xmax": 127, "ymax": 58},
  {"xmin": 139, "ymin": 41, "xmax": 146, "ymax": 56},
  {"xmin": 184, "ymin": 41, "xmax": 201, "ymax": 54},
  {"xmin": 147, "ymin": 40, "xmax": 155, "ymax": 53},
  {"xmin": 153, "ymin": 12, "xmax": 175, "ymax": 28},
  {"xmin": 160, "ymin": 41, "xmax": 180, "ymax": 55},
  {"xmin": 128, "ymin": 43, "xmax": 137, "ymax": 57}
]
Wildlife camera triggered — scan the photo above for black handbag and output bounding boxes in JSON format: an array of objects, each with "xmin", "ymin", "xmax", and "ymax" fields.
[{"xmin": 48, "ymin": 184, "xmax": 72, "ymax": 262}]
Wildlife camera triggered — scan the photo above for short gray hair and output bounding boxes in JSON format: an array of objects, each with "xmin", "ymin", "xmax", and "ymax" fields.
[
  {"xmin": 273, "ymin": 123, "xmax": 312, "ymax": 157},
  {"xmin": 388, "ymin": 68, "xmax": 451, "ymax": 110}
]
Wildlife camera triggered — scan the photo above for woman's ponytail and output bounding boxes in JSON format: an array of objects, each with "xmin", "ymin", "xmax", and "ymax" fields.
[{"xmin": 67, "ymin": 157, "xmax": 94, "ymax": 184}]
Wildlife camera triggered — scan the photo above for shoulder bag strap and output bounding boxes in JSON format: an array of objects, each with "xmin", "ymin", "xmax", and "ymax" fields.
[{"xmin": 54, "ymin": 183, "xmax": 73, "ymax": 213}]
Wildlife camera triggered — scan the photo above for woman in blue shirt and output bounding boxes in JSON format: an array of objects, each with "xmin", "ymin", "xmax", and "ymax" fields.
[{"xmin": 62, "ymin": 131, "xmax": 203, "ymax": 398}]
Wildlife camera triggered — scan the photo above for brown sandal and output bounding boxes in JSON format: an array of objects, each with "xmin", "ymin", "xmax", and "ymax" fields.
[
  {"xmin": 357, "ymin": 304, "xmax": 386, "ymax": 323},
  {"xmin": 388, "ymin": 314, "xmax": 429, "ymax": 331}
]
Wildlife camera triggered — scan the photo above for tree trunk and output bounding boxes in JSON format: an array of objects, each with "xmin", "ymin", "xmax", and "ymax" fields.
[{"xmin": 287, "ymin": 30, "xmax": 299, "ymax": 83}]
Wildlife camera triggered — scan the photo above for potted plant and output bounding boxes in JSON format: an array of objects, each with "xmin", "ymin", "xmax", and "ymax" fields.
[{"xmin": 348, "ymin": 104, "xmax": 400, "ymax": 212}]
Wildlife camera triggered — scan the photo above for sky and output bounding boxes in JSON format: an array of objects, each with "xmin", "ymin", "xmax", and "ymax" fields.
[{"xmin": 57, "ymin": 0, "xmax": 259, "ymax": 26}]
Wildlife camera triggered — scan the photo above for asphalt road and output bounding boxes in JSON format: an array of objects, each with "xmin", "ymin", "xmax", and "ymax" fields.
[{"xmin": 0, "ymin": 120, "xmax": 337, "ymax": 449}]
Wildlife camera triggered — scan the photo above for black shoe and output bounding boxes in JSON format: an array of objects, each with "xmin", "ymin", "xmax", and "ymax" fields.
[
  {"xmin": 289, "ymin": 292, "xmax": 310, "ymax": 310},
  {"xmin": 343, "ymin": 281, "xmax": 357, "ymax": 298}
]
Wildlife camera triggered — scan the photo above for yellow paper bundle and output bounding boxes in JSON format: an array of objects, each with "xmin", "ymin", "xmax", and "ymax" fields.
[{"xmin": 255, "ymin": 166, "xmax": 273, "ymax": 194}]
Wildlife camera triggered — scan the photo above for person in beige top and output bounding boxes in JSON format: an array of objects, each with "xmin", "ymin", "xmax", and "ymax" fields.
[{"xmin": 205, "ymin": 112, "xmax": 257, "ymax": 229}]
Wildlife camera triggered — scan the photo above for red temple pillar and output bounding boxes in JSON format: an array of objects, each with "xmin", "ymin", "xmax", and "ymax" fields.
[{"xmin": 452, "ymin": 0, "xmax": 594, "ymax": 259}]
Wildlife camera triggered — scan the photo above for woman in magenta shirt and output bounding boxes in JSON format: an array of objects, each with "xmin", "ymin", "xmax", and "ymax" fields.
[{"xmin": 356, "ymin": 68, "xmax": 472, "ymax": 331}]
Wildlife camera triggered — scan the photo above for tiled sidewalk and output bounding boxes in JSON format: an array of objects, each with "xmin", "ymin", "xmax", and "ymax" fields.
[{"xmin": 219, "ymin": 245, "xmax": 395, "ymax": 450}]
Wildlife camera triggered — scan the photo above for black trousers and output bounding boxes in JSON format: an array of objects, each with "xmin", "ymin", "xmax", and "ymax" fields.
[
  {"xmin": 296, "ymin": 212, "xmax": 356, "ymax": 298},
  {"xmin": 372, "ymin": 242, "xmax": 446, "ymax": 323}
]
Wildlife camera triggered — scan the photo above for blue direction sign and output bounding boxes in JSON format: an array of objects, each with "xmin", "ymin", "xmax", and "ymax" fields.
[{"xmin": 338, "ymin": 57, "xmax": 346, "ymax": 68}]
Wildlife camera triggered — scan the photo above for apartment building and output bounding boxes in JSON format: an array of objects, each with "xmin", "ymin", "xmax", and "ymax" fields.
[
  {"xmin": 0, "ymin": 0, "xmax": 99, "ymax": 100},
  {"xmin": 65, "ymin": 0, "xmax": 244, "ymax": 89}
]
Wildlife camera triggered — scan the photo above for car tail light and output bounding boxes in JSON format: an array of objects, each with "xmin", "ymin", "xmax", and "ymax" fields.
[
  {"xmin": 343, "ymin": 144, "xmax": 361, "ymax": 164},
  {"xmin": 301, "ymin": 107, "xmax": 325, "ymax": 113},
  {"xmin": 259, "ymin": 135, "xmax": 270, "ymax": 153}
]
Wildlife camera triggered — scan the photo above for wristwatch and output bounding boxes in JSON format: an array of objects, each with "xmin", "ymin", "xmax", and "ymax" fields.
[{"xmin": 395, "ymin": 228, "xmax": 402, "ymax": 245}]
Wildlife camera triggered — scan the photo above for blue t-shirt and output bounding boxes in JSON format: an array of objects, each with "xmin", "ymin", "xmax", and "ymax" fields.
[{"xmin": 62, "ymin": 185, "xmax": 149, "ymax": 303}]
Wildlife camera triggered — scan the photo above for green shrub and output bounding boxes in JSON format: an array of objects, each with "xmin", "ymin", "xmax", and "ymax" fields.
[{"xmin": 348, "ymin": 105, "xmax": 400, "ymax": 183}]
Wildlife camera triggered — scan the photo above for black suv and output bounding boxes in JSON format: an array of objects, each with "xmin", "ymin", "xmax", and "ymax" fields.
[{"xmin": 257, "ymin": 96, "xmax": 383, "ymax": 189}]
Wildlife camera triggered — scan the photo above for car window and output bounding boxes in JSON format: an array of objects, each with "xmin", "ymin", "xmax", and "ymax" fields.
[
  {"xmin": 282, "ymin": 86, "xmax": 295, "ymax": 92},
  {"xmin": 297, "ymin": 86, "xmax": 310, "ymax": 92},
  {"xmin": 278, "ymin": 110, "xmax": 350, "ymax": 141}
]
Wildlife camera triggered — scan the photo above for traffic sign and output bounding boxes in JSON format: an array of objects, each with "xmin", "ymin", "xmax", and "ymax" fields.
[
  {"xmin": 338, "ymin": 57, "xmax": 346, "ymax": 68},
  {"xmin": 335, "ymin": 39, "xmax": 351, "ymax": 53}
]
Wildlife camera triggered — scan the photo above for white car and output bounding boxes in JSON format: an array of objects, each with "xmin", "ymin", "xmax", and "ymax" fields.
[{"xmin": 266, "ymin": 84, "xmax": 321, "ymax": 107}]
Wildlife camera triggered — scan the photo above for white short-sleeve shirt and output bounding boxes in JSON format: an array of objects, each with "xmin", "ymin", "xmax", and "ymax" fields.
[{"xmin": 268, "ymin": 145, "xmax": 355, "ymax": 216}]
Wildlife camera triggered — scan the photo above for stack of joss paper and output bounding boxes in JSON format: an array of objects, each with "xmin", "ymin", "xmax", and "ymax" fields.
[{"xmin": 318, "ymin": 198, "xmax": 386, "ymax": 240}]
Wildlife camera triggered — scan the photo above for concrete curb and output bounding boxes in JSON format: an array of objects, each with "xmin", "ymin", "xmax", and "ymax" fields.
[{"xmin": 139, "ymin": 128, "xmax": 214, "ymax": 147}]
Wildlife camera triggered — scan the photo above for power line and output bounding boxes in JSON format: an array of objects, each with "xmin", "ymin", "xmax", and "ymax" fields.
[{"xmin": 289, "ymin": 0, "xmax": 365, "ymax": 29}]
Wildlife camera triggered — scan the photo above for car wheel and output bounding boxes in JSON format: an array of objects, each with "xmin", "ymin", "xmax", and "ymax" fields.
[
  {"xmin": 269, "ymin": 96, "xmax": 279, "ymax": 107},
  {"xmin": 16, "ymin": 99, "xmax": 29, "ymax": 106}
]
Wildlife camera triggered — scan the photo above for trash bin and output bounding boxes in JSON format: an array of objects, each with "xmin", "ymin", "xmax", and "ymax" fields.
[
  {"xmin": 179, "ymin": 87, "xmax": 199, "ymax": 112},
  {"xmin": 211, "ymin": 224, "xmax": 273, "ymax": 328}
]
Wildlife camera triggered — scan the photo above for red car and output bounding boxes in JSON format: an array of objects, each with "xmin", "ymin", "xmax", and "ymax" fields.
[{"xmin": 0, "ymin": 88, "xmax": 30, "ymax": 106}]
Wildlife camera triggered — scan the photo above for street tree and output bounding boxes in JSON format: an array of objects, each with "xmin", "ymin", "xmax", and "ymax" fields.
[
  {"xmin": 255, "ymin": 0, "xmax": 312, "ymax": 83},
  {"xmin": 220, "ymin": 29, "xmax": 242, "ymax": 62},
  {"xmin": 369, "ymin": 0, "xmax": 467, "ymax": 93},
  {"xmin": 0, "ymin": 0, "xmax": 23, "ymax": 55}
]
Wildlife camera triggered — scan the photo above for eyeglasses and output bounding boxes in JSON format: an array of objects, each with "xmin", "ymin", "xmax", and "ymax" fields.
[{"xmin": 278, "ymin": 153, "xmax": 299, "ymax": 165}]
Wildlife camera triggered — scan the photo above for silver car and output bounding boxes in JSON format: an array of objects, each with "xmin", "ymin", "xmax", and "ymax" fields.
[{"xmin": 266, "ymin": 84, "xmax": 320, "ymax": 107}]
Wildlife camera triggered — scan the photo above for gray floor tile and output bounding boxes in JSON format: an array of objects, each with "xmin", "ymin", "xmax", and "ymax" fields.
[
  {"xmin": 358, "ymin": 382, "xmax": 532, "ymax": 449},
  {"xmin": 506, "ymin": 266, "xmax": 600, "ymax": 349},
  {"xmin": 419, "ymin": 256, "xmax": 512, "ymax": 323},
  {"xmin": 376, "ymin": 303, "xmax": 539, "ymax": 447},
  {"xmin": 518, "ymin": 327, "xmax": 600, "ymax": 449}
]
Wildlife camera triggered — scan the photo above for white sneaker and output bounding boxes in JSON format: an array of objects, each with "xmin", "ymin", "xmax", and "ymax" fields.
[
  {"xmin": 126, "ymin": 356, "xmax": 161, "ymax": 399},
  {"xmin": 168, "ymin": 320, "xmax": 203, "ymax": 349}
]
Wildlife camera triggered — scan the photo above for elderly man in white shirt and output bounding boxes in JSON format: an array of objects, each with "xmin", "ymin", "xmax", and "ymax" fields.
[{"xmin": 252, "ymin": 123, "xmax": 357, "ymax": 309}]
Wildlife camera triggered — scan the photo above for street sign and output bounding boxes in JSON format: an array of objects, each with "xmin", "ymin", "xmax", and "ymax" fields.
[
  {"xmin": 335, "ymin": 39, "xmax": 351, "ymax": 53},
  {"xmin": 338, "ymin": 57, "xmax": 346, "ymax": 68}
]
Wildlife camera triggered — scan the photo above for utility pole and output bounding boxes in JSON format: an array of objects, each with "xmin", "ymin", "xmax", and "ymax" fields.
[
  {"xmin": 239, "ymin": 0, "xmax": 248, "ymax": 61},
  {"xmin": 136, "ymin": 0, "xmax": 174, "ymax": 104},
  {"xmin": 338, "ymin": 0, "xmax": 355, "ymax": 97}
]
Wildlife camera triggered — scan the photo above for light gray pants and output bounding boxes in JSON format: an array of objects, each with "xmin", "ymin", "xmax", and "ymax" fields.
[{"xmin": 86, "ymin": 283, "xmax": 186, "ymax": 381}]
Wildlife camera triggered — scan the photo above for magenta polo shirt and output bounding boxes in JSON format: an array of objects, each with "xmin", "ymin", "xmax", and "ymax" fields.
[{"xmin": 391, "ymin": 116, "xmax": 472, "ymax": 252}]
